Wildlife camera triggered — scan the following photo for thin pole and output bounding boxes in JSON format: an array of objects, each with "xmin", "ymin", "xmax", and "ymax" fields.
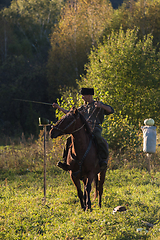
[
  {"xmin": 39, "ymin": 122, "xmax": 50, "ymax": 203},
  {"xmin": 43, "ymin": 126, "xmax": 47, "ymax": 202},
  {"xmin": 146, "ymin": 153, "xmax": 151, "ymax": 174}
]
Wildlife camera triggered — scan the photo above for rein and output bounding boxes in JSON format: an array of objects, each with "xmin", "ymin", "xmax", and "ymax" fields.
[
  {"xmin": 53, "ymin": 114, "xmax": 85, "ymax": 134},
  {"xmin": 53, "ymin": 118, "xmax": 76, "ymax": 133},
  {"xmin": 73, "ymin": 136, "xmax": 93, "ymax": 178},
  {"xmin": 71, "ymin": 123, "xmax": 85, "ymax": 133}
]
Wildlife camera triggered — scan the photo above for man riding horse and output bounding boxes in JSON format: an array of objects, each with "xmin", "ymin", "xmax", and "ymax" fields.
[{"xmin": 52, "ymin": 87, "xmax": 114, "ymax": 171}]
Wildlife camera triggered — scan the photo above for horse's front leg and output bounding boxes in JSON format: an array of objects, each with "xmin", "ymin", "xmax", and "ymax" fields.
[
  {"xmin": 70, "ymin": 172, "xmax": 85, "ymax": 210},
  {"xmin": 85, "ymin": 175, "xmax": 94, "ymax": 211}
]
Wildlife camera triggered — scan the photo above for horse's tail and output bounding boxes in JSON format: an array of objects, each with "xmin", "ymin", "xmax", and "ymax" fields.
[{"xmin": 93, "ymin": 174, "xmax": 99, "ymax": 201}]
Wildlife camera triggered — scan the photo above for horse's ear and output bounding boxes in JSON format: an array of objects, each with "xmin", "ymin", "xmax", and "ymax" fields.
[
  {"xmin": 71, "ymin": 106, "xmax": 75, "ymax": 111},
  {"xmin": 73, "ymin": 107, "xmax": 78, "ymax": 116}
]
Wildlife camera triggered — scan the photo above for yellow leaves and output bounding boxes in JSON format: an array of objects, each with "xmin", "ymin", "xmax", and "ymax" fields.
[{"xmin": 51, "ymin": 0, "xmax": 113, "ymax": 46}]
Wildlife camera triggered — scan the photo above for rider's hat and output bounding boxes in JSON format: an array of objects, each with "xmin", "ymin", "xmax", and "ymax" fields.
[{"xmin": 80, "ymin": 88, "xmax": 94, "ymax": 95}]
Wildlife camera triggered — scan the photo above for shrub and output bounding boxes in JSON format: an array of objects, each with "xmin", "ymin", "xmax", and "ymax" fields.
[{"xmin": 102, "ymin": 113, "xmax": 142, "ymax": 152}]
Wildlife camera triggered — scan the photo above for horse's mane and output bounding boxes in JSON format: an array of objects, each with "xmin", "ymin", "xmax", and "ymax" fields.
[{"xmin": 54, "ymin": 114, "xmax": 66, "ymax": 125}]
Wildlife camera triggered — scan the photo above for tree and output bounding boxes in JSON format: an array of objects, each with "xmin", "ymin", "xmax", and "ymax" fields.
[
  {"xmin": 102, "ymin": 0, "xmax": 160, "ymax": 48},
  {"xmin": 110, "ymin": 0, "xmax": 123, "ymax": 9},
  {"xmin": 0, "ymin": 14, "xmax": 18, "ymax": 63},
  {"xmin": 2, "ymin": 0, "xmax": 63, "ymax": 58},
  {"xmin": 0, "ymin": 55, "xmax": 51, "ymax": 137},
  {"xmin": 0, "ymin": 0, "xmax": 63, "ymax": 137},
  {"xmin": 131, "ymin": 0, "xmax": 160, "ymax": 47},
  {"xmin": 79, "ymin": 28, "xmax": 160, "ymax": 126},
  {"xmin": 47, "ymin": 0, "xmax": 113, "ymax": 101},
  {"xmin": 0, "ymin": 0, "xmax": 11, "ymax": 10}
]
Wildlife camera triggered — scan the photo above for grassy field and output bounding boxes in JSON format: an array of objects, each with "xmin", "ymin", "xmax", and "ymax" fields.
[
  {"xmin": 0, "ymin": 132, "xmax": 160, "ymax": 239},
  {"xmin": 0, "ymin": 168, "xmax": 160, "ymax": 239}
]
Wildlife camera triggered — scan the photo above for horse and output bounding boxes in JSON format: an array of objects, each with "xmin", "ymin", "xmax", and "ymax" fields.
[{"xmin": 50, "ymin": 107, "xmax": 108, "ymax": 211}]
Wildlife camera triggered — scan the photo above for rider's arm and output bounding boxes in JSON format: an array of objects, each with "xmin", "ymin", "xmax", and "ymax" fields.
[
  {"xmin": 94, "ymin": 101, "xmax": 114, "ymax": 114},
  {"xmin": 52, "ymin": 103, "xmax": 69, "ymax": 114}
]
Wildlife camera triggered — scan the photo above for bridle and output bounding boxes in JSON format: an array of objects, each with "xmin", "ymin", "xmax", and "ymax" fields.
[{"xmin": 52, "ymin": 112, "xmax": 85, "ymax": 134}]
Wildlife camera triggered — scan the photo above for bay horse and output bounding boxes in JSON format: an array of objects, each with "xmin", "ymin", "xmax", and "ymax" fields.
[{"xmin": 50, "ymin": 107, "xmax": 108, "ymax": 211}]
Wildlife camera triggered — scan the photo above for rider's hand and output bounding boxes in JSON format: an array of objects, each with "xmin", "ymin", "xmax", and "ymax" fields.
[
  {"xmin": 94, "ymin": 101, "xmax": 102, "ymax": 108},
  {"xmin": 52, "ymin": 103, "xmax": 59, "ymax": 109}
]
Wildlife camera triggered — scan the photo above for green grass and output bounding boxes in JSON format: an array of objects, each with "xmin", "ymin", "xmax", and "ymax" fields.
[
  {"xmin": 0, "ymin": 132, "xmax": 160, "ymax": 239},
  {"xmin": 0, "ymin": 169, "xmax": 160, "ymax": 240}
]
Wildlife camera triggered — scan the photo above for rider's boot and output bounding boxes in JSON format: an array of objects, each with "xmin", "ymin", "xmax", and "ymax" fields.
[
  {"xmin": 57, "ymin": 146, "xmax": 70, "ymax": 171},
  {"xmin": 57, "ymin": 137, "xmax": 71, "ymax": 171},
  {"xmin": 57, "ymin": 158, "xmax": 69, "ymax": 171}
]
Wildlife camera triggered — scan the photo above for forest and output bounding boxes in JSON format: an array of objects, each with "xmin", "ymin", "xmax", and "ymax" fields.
[
  {"xmin": 1, "ymin": 2, "xmax": 160, "ymax": 238},
  {"xmin": 0, "ymin": 0, "xmax": 160, "ymax": 144}
]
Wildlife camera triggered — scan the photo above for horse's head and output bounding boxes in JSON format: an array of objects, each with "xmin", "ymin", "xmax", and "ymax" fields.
[{"xmin": 50, "ymin": 107, "xmax": 80, "ymax": 138}]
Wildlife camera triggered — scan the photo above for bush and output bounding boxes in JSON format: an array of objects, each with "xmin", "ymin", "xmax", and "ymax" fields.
[{"xmin": 102, "ymin": 113, "xmax": 142, "ymax": 152}]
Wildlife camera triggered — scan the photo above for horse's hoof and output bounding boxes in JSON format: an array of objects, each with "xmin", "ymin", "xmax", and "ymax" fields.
[
  {"xmin": 84, "ymin": 206, "xmax": 92, "ymax": 212},
  {"xmin": 85, "ymin": 208, "xmax": 92, "ymax": 212}
]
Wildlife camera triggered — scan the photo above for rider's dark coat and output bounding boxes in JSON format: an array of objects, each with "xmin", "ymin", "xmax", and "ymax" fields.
[{"xmin": 78, "ymin": 101, "xmax": 114, "ymax": 160}]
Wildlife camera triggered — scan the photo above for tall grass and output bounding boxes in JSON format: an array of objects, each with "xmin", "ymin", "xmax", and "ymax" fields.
[
  {"xmin": 1, "ymin": 131, "xmax": 160, "ymax": 174},
  {"xmin": 0, "ymin": 131, "xmax": 67, "ymax": 175}
]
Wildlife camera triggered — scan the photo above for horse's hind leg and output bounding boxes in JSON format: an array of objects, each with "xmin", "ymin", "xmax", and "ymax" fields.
[
  {"xmin": 71, "ymin": 174, "xmax": 85, "ymax": 210},
  {"xmin": 93, "ymin": 174, "xmax": 98, "ymax": 202},
  {"xmin": 83, "ymin": 179, "xmax": 87, "ymax": 209},
  {"xmin": 98, "ymin": 170, "xmax": 106, "ymax": 208},
  {"xmin": 85, "ymin": 180, "xmax": 92, "ymax": 211}
]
